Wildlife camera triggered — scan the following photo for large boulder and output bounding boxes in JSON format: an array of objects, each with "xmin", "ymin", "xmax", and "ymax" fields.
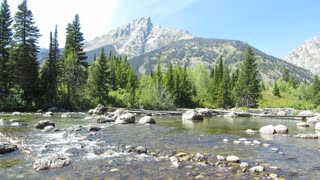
[
  {"xmin": 88, "ymin": 104, "xmax": 108, "ymax": 115},
  {"xmin": 35, "ymin": 120, "xmax": 55, "ymax": 129},
  {"xmin": 196, "ymin": 108, "xmax": 212, "ymax": 117},
  {"xmin": 33, "ymin": 154, "xmax": 71, "ymax": 170},
  {"xmin": 259, "ymin": 125, "xmax": 275, "ymax": 134},
  {"xmin": 0, "ymin": 143, "xmax": 17, "ymax": 154},
  {"xmin": 274, "ymin": 124, "xmax": 288, "ymax": 134},
  {"xmin": 138, "ymin": 116, "xmax": 156, "ymax": 125},
  {"xmin": 182, "ymin": 110, "xmax": 203, "ymax": 120},
  {"xmin": 115, "ymin": 113, "xmax": 135, "ymax": 124}
]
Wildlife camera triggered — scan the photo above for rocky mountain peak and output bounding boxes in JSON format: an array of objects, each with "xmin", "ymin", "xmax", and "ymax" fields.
[
  {"xmin": 84, "ymin": 16, "xmax": 193, "ymax": 58},
  {"xmin": 283, "ymin": 36, "xmax": 320, "ymax": 75}
]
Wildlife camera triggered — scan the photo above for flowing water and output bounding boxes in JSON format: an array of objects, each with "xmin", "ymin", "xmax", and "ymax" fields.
[{"xmin": 0, "ymin": 113, "xmax": 320, "ymax": 179}]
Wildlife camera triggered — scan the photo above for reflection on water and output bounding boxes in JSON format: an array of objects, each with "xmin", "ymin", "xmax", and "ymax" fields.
[{"xmin": 0, "ymin": 114, "xmax": 320, "ymax": 179}]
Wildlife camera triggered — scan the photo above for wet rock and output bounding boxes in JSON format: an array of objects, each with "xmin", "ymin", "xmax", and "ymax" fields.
[
  {"xmin": 223, "ymin": 139, "xmax": 229, "ymax": 143},
  {"xmin": 135, "ymin": 146, "xmax": 147, "ymax": 154},
  {"xmin": 35, "ymin": 120, "xmax": 55, "ymax": 129},
  {"xmin": 307, "ymin": 115, "xmax": 320, "ymax": 124},
  {"xmin": 96, "ymin": 116, "xmax": 114, "ymax": 123},
  {"xmin": 243, "ymin": 141, "xmax": 251, "ymax": 145},
  {"xmin": 233, "ymin": 140, "xmax": 241, "ymax": 144},
  {"xmin": 193, "ymin": 153, "xmax": 205, "ymax": 162},
  {"xmin": 175, "ymin": 152, "xmax": 187, "ymax": 157},
  {"xmin": 239, "ymin": 138, "xmax": 247, "ymax": 141},
  {"xmin": 0, "ymin": 143, "xmax": 17, "ymax": 154},
  {"xmin": 274, "ymin": 124, "xmax": 288, "ymax": 134},
  {"xmin": 182, "ymin": 110, "xmax": 203, "ymax": 120},
  {"xmin": 138, "ymin": 116, "xmax": 156, "ymax": 124},
  {"xmin": 89, "ymin": 104, "xmax": 108, "ymax": 115},
  {"xmin": 43, "ymin": 112, "xmax": 54, "ymax": 118},
  {"xmin": 249, "ymin": 166, "xmax": 264, "ymax": 173},
  {"xmin": 33, "ymin": 154, "xmax": 71, "ymax": 170},
  {"xmin": 315, "ymin": 122, "xmax": 320, "ymax": 130},
  {"xmin": 110, "ymin": 168, "xmax": 120, "ymax": 172},
  {"xmin": 216, "ymin": 155, "xmax": 225, "ymax": 161},
  {"xmin": 11, "ymin": 112, "xmax": 21, "ymax": 116},
  {"xmin": 111, "ymin": 108, "xmax": 128, "ymax": 119},
  {"xmin": 240, "ymin": 162, "xmax": 249, "ymax": 169},
  {"xmin": 263, "ymin": 143, "xmax": 270, "ymax": 147},
  {"xmin": 259, "ymin": 125, "xmax": 275, "ymax": 134},
  {"xmin": 115, "ymin": 113, "xmax": 135, "ymax": 124},
  {"xmin": 277, "ymin": 111, "xmax": 286, "ymax": 116},
  {"xmin": 253, "ymin": 140, "xmax": 261, "ymax": 145},
  {"xmin": 84, "ymin": 116, "xmax": 94, "ymax": 120},
  {"xmin": 104, "ymin": 149, "xmax": 115, "ymax": 156},
  {"xmin": 87, "ymin": 125, "xmax": 101, "ymax": 132},
  {"xmin": 296, "ymin": 122, "xmax": 309, "ymax": 127},
  {"xmin": 295, "ymin": 134, "xmax": 318, "ymax": 139},
  {"xmin": 169, "ymin": 156, "xmax": 180, "ymax": 168},
  {"xmin": 271, "ymin": 148, "xmax": 279, "ymax": 152},
  {"xmin": 42, "ymin": 125, "xmax": 55, "ymax": 132},
  {"xmin": 245, "ymin": 129, "xmax": 257, "ymax": 134},
  {"xmin": 226, "ymin": 155, "xmax": 240, "ymax": 163},
  {"xmin": 61, "ymin": 113, "xmax": 71, "ymax": 118},
  {"xmin": 224, "ymin": 112, "xmax": 237, "ymax": 118}
]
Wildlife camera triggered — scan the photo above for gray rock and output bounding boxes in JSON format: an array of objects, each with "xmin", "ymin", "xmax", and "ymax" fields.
[
  {"xmin": 307, "ymin": 115, "xmax": 320, "ymax": 124},
  {"xmin": 43, "ymin": 112, "xmax": 54, "ymax": 118},
  {"xmin": 33, "ymin": 154, "xmax": 71, "ymax": 170},
  {"xmin": 224, "ymin": 112, "xmax": 237, "ymax": 118},
  {"xmin": 115, "ymin": 113, "xmax": 135, "ymax": 124},
  {"xmin": 35, "ymin": 120, "xmax": 55, "ymax": 129},
  {"xmin": 277, "ymin": 111, "xmax": 286, "ymax": 116},
  {"xmin": 249, "ymin": 166, "xmax": 264, "ymax": 173},
  {"xmin": 259, "ymin": 125, "xmax": 275, "ymax": 134},
  {"xmin": 169, "ymin": 156, "xmax": 180, "ymax": 168},
  {"xmin": 87, "ymin": 125, "xmax": 101, "ymax": 132},
  {"xmin": 240, "ymin": 162, "xmax": 249, "ymax": 168},
  {"xmin": 315, "ymin": 122, "xmax": 320, "ymax": 130},
  {"xmin": 42, "ymin": 125, "xmax": 55, "ymax": 132},
  {"xmin": 138, "ymin": 116, "xmax": 156, "ymax": 124},
  {"xmin": 299, "ymin": 110, "xmax": 315, "ymax": 116},
  {"xmin": 60, "ymin": 113, "xmax": 71, "ymax": 118},
  {"xmin": 226, "ymin": 155, "xmax": 240, "ymax": 163},
  {"xmin": 295, "ymin": 134, "xmax": 318, "ymax": 139},
  {"xmin": 296, "ymin": 122, "xmax": 309, "ymax": 127},
  {"xmin": 89, "ymin": 104, "xmax": 108, "ymax": 115},
  {"xmin": 96, "ymin": 116, "xmax": 114, "ymax": 123},
  {"xmin": 196, "ymin": 108, "xmax": 212, "ymax": 117},
  {"xmin": 182, "ymin": 110, "xmax": 203, "ymax": 120},
  {"xmin": 0, "ymin": 143, "xmax": 17, "ymax": 154},
  {"xmin": 274, "ymin": 124, "xmax": 288, "ymax": 134},
  {"xmin": 135, "ymin": 146, "xmax": 147, "ymax": 154},
  {"xmin": 193, "ymin": 153, "xmax": 205, "ymax": 161},
  {"xmin": 216, "ymin": 155, "xmax": 225, "ymax": 161},
  {"xmin": 245, "ymin": 129, "xmax": 257, "ymax": 134},
  {"xmin": 11, "ymin": 112, "xmax": 21, "ymax": 116}
]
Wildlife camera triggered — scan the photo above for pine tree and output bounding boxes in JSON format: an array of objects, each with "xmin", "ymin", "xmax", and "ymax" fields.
[
  {"xmin": 216, "ymin": 67, "xmax": 233, "ymax": 108},
  {"xmin": 174, "ymin": 65, "xmax": 193, "ymax": 107},
  {"xmin": 87, "ymin": 48, "xmax": 110, "ymax": 104},
  {"xmin": 164, "ymin": 62, "xmax": 175, "ymax": 94},
  {"xmin": 282, "ymin": 68, "xmax": 290, "ymax": 82},
  {"xmin": 0, "ymin": 0, "xmax": 12, "ymax": 107},
  {"xmin": 235, "ymin": 46, "xmax": 260, "ymax": 107},
  {"xmin": 40, "ymin": 26, "xmax": 60, "ymax": 107},
  {"xmin": 126, "ymin": 69, "xmax": 138, "ymax": 106},
  {"xmin": 10, "ymin": 0, "xmax": 40, "ymax": 108},
  {"xmin": 272, "ymin": 81, "xmax": 280, "ymax": 97},
  {"xmin": 59, "ymin": 14, "xmax": 87, "ymax": 109},
  {"xmin": 311, "ymin": 75, "xmax": 320, "ymax": 106}
]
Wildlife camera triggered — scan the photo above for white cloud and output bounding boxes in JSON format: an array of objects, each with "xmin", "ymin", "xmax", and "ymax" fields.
[{"xmin": 8, "ymin": 0, "xmax": 118, "ymax": 47}]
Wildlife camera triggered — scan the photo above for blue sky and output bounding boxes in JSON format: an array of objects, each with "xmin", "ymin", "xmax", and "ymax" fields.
[{"xmin": 8, "ymin": 0, "xmax": 320, "ymax": 58}]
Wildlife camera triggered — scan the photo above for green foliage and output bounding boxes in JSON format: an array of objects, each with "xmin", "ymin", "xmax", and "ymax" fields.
[
  {"xmin": 216, "ymin": 67, "xmax": 233, "ymax": 108},
  {"xmin": 282, "ymin": 68, "xmax": 290, "ymax": 82},
  {"xmin": 272, "ymin": 81, "xmax": 280, "ymax": 97},
  {"xmin": 235, "ymin": 46, "xmax": 260, "ymax": 108}
]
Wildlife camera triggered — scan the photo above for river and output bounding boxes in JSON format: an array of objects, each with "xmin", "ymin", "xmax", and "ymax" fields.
[{"xmin": 0, "ymin": 113, "xmax": 319, "ymax": 179}]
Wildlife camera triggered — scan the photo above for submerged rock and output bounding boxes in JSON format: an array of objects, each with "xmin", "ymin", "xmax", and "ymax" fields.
[
  {"xmin": 182, "ymin": 110, "xmax": 203, "ymax": 120},
  {"xmin": 138, "ymin": 116, "xmax": 156, "ymax": 125},
  {"xmin": 196, "ymin": 108, "xmax": 212, "ymax": 117},
  {"xmin": 274, "ymin": 124, "xmax": 288, "ymax": 134},
  {"xmin": 11, "ymin": 112, "xmax": 21, "ymax": 116},
  {"xmin": 33, "ymin": 154, "xmax": 71, "ymax": 170},
  {"xmin": 0, "ymin": 143, "xmax": 17, "ymax": 154},
  {"xmin": 259, "ymin": 125, "xmax": 275, "ymax": 134},
  {"xmin": 296, "ymin": 122, "xmax": 309, "ymax": 127},
  {"xmin": 42, "ymin": 125, "xmax": 55, "ymax": 132},
  {"xmin": 295, "ymin": 134, "xmax": 318, "ymax": 139},
  {"xmin": 34, "ymin": 120, "xmax": 55, "ymax": 129}
]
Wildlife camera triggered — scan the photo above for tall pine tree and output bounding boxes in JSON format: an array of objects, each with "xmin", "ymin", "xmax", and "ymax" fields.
[
  {"xmin": 0, "ymin": 0, "xmax": 12, "ymax": 108},
  {"xmin": 235, "ymin": 46, "xmax": 260, "ymax": 107},
  {"xmin": 10, "ymin": 0, "xmax": 40, "ymax": 108}
]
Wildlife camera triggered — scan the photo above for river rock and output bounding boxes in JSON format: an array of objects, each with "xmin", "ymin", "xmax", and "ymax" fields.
[
  {"xmin": 87, "ymin": 125, "xmax": 101, "ymax": 132},
  {"xmin": 35, "ymin": 120, "xmax": 55, "ymax": 129},
  {"xmin": 182, "ymin": 110, "xmax": 203, "ymax": 120},
  {"xmin": 307, "ymin": 115, "xmax": 320, "ymax": 124},
  {"xmin": 240, "ymin": 162, "xmax": 249, "ymax": 168},
  {"xmin": 193, "ymin": 153, "xmax": 205, "ymax": 161},
  {"xmin": 216, "ymin": 155, "xmax": 225, "ymax": 161},
  {"xmin": 296, "ymin": 122, "xmax": 309, "ymax": 127},
  {"xmin": 274, "ymin": 124, "xmax": 288, "ymax": 134},
  {"xmin": 245, "ymin": 129, "xmax": 257, "ymax": 134},
  {"xmin": 299, "ymin": 110, "xmax": 315, "ymax": 116},
  {"xmin": 135, "ymin": 146, "xmax": 147, "ymax": 154},
  {"xmin": 224, "ymin": 112, "xmax": 237, "ymax": 118},
  {"xmin": 61, "ymin": 113, "xmax": 71, "ymax": 118},
  {"xmin": 0, "ymin": 143, "xmax": 17, "ymax": 154},
  {"xmin": 43, "ymin": 112, "xmax": 53, "ymax": 118},
  {"xmin": 196, "ymin": 108, "xmax": 212, "ymax": 117},
  {"xmin": 259, "ymin": 125, "xmax": 275, "ymax": 134},
  {"xmin": 277, "ymin": 111, "xmax": 286, "ymax": 116},
  {"xmin": 169, "ymin": 156, "xmax": 180, "ymax": 168},
  {"xmin": 253, "ymin": 140, "xmax": 261, "ymax": 145},
  {"xmin": 88, "ymin": 104, "xmax": 108, "ymax": 115},
  {"xmin": 33, "ymin": 154, "xmax": 71, "ymax": 170},
  {"xmin": 295, "ymin": 134, "xmax": 318, "ymax": 139},
  {"xmin": 226, "ymin": 155, "xmax": 240, "ymax": 163},
  {"xmin": 249, "ymin": 166, "xmax": 264, "ymax": 173},
  {"xmin": 138, "ymin": 116, "xmax": 156, "ymax": 125},
  {"xmin": 115, "ymin": 113, "xmax": 135, "ymax": 124},
  {"xmin": 42, "ymin": 125, "xmax": 55, "ymax": 132},
  {"xmin": 11, "ymin": 112, "xmax": 21, "ymax": 116},
  {"xmin": 315, "ymin": 122, "xmax": 320, "ymax": 130},
  {"xmin": 96, "ymin": 116, "xmax": 114, "ymax": 123}
]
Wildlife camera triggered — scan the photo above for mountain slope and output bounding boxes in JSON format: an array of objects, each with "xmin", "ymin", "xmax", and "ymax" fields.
[
  {"xmin": 284, "ymin": 36, "xmax": 320, "ymax": 75},
  {"xmin": 129, "ymin": 38, "xmax": 313, "ymax": 83},
  {"xmin": 83, "ymin": 17, "xmax": 193, "ymax": 59}
]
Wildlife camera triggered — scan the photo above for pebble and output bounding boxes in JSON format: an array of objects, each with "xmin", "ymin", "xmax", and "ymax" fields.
[
  {"xmin": 223, "ymin": 139, "xmax": 229, "ymax": 143},
  {"xmin": 240, "ymin": 162, "xmax": 249, "ymax": 168},
  {"xmin": 249, "ymin": 166, "xmax": 264, "ymax": 173},
  {"xmin": 263, "ymin": 143, "xmax": 270, "ymax": 147},
  {"xmin": 269, "ymin": 173, "xmax": 279, "ymax": 178},
  {"xmin": 271, "ymin": 148, "xmax": 279, "ymax": 152},
  {"xmin": 244, "ymin": 141, "xmax": 252, "ymax": 145},
  {"xmin": 233, "ymin": 140, "xmax": 241, "ymax": 144},
  {"xmin": 110, "ymin": 168, "xmax": 119, "ymax": 172},
  {"xmin": 226, "ymin": 155, "xmax": 240, "ymax": 163},
  {"xmin": 239, "ymin": 138, "xmax": 248, "ymax": 141},
  {"xmin": 216, "ymin": 155, "xmax": 225, "ymax": 161},
  {"xmin": 279, "ymin": 152, "xmax": 285, "ymax": 155}
]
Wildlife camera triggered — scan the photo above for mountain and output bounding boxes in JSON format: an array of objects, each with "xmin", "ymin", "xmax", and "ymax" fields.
[
  {"xmin": 129, "ymin": 38, "xmax": 313, "ymax": 83},
  {"xmin": 284, "ymin": 36, "xmax": 320, "ymax": 75},
  {"xmin": 83, "ymin": 16, "xmax": 193, "ymax": 59}
]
